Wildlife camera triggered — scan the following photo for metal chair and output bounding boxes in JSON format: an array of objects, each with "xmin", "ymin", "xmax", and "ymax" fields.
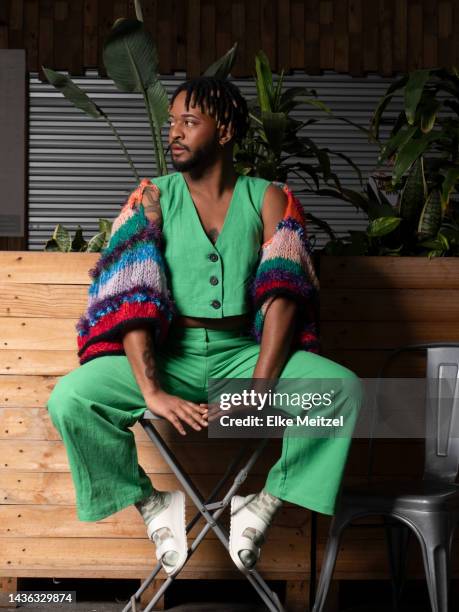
[
  {"xmin": 122, "ymin": 410, "xmax": 286, "ymax": 612},
  {"xmin": 311, "ymin": 342, "xmax": 459, "ymax": 612}
]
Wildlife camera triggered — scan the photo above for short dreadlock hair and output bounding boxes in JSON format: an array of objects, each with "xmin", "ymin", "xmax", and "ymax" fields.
[{"xmin": 170, "ymin": 76, "xmax": 249, "ymax": 145}]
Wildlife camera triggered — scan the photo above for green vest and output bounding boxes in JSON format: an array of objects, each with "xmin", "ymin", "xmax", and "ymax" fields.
[{"xmin": 151, "ymin": 171, "xmax": 271, "ymax": 318}]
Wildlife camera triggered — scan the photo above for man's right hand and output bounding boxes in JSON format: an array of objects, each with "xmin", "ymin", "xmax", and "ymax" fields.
[{"xmin": 146, "ymin": 389, "xmax": 208, "ymax": 436}]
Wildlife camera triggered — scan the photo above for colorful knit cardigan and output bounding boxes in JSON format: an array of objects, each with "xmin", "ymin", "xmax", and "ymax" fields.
[{"xmin": 76, "ymin": 178, "xmax": 321, "ymax": 365}]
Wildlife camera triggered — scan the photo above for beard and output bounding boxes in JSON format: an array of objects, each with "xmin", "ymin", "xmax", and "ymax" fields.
[{"xmin": 170, "ymin": 137, "xmax": 219, "ymax": 172}]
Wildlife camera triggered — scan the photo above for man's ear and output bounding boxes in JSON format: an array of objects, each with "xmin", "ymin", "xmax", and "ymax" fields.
[{"xmin": 218, "ymin": 121, "xmax": 235, "ymax": 146}]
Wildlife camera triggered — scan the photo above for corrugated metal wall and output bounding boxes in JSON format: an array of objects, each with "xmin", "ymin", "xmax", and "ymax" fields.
[{"xmin": 28, "ymin": 70, "xmax": 403, "ymax": 250}]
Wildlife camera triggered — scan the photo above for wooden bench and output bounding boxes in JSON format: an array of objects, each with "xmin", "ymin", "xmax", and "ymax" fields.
[{"xmin": 4, "ymin": 251, "xmax": 454, "ymax": 610}]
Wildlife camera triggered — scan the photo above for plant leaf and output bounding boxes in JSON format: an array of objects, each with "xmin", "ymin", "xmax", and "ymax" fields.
[
  {"xmin": 417, "ymin": 189, "xmax": 442, "ymax": 239},
  {"xmin": 399, "ymin": 157, "xmax": 427, "ymax": 224},
  {"xmin": 203, "ymin": 42, "xmax": 238, "ymax": 79},
  {"xmin": 103, "ymin": 19, "xmax": 159, "ymax": 93},
  {"xmin": 52, "ymin": 224, "xmax": 72, "ymax": 252},
  {"xmin": 43, "ymin": 67, "xmax": 103, "ymax": 119},
  {"xmin": 254, "ymin": 51, "xmax": 274, "ymax": 113},
  {"xmin": 404, "ymin": 69, "xmax": 431, "ymax": 125},
  {"xmin": 86, "ymin": 231, "xmax": 107, "ymax": 252},
  {"xmin": 367, "ymin": 216, "xmax": 401, "ymax": 237}
]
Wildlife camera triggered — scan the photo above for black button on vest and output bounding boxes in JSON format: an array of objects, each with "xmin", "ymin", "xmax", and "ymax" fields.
[
  {"xmin": 211, "ymin": 299, "xmax": 221, "ymax": 309},
  {"xmin": 209, "ymin": 276, "xmax": 219, "ymax": 286},
  {"xmin": 208, "ymin": 253, "xmax": 219, "ymax": 262}
]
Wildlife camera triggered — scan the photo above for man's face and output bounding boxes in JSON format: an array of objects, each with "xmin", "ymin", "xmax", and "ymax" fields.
[{"xmin": 167, "ymin": 90, "xmax": 231, "ymax": 172}]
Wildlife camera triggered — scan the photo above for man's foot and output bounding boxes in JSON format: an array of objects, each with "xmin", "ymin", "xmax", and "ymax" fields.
[
  {"xmin": 135, "ymin": 489, "xmax": 188, "ymax": 575},
  {"xmin": 229, "ymin": 489, "xmax": 283, "ymax": 572}
]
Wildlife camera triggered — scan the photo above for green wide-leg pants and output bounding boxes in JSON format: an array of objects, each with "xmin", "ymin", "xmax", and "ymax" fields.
[{"xmin": 47, "ymin": 326, "xmax": 363, "ymax": 522}]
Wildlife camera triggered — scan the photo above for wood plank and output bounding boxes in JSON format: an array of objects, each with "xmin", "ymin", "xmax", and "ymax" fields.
[
  {"xmin": 319, "ymin": 0, "xmax": 333, "ymax": 70},
  {"xmin": 321, "ymin": 321, "xmax": 459, "ymax": 350},
  {"xmin": 0, "ymin": 439, "xmax": 284, "ymax": 475},
  {"xmin": 200, "ymin": 0, "xmax": 216, "ymax": 71},
  {"xmin": 83, "ymin": 0, "xmax": 98, "ymax": 66},
  {"xmin": 0, "ymin": 0, "xmax": 8, "ymax": 49},
  {"xmin": 304, "ymin": 0, "xmax": 320, "ymax": 75},
  {"xmin": 438, "ymin": 0, "xmax": 453, "ymax": 68},
  {"xmin": 23, "ymin": 0, "xmax": 39, "ymax": 73},
  {"xmin": 0, "ymin": 536, "xmax": 308, "ymax": 576},
  {"xmin": 0, "ymin": 471, "xmax": 270, "ymax": 506},
  {"xmin": 0, "ymin": 407, "xmax": 215, "ymax": 443},
  {"xmin": 68, "ymin": 0, "xmax": 84, "ymax": 75},
  {"xmin": 0, "ymin": 319, "xmax": 78, "ymax": 351},
  {"xmin": 0, "ymin": 283, "xmax": 88, "ymax": 318},
  {"xmin": 38, "ymin": 0, "xmax": 54, "ymax": 81},
  {"xmin": 408, "ymin": 0, "xmax": 423, "ymax": 70},
  {"xmin": 0, "ymin": 252, "xmax": 97, "ymax": 284},
  {"xmin": 320, "ymin": 289, "xmax": 459, "ymax": 321},
  {"xmin": 260, "ymin": 0, "xmax": 276, "ymax": 69},
  {"xmin": 175, "ymin": 0, "xmax": 187, "ymax": 69},
  {"xmin": 277, "ymin": 0, "xmax": 290, "ymax": 73},
  {"xmin": 97, "ymin": 0, "xmax": 114, "ymax": 78},
  {"xmin": 186, "ymin": 0, "xmax": 201, "ymax": 78},
  {"xmin": 1, "ymin": 535, "xmax": 454, "ymax": 579},
  {"xmin": 423, "ymin": 0, "xmax": 438, "ymax": 67},
  {"xmin": 230, "ymin": 0, "xmax": 246, "ymax": 78},
  {"xmin": 0, "ymin": 504, "xmax": 308, "ymax": 542},
  {"xmin": 53, "ymin": 0, "xmax": 71, "ymax": 71},
  {"xmin": 0, "ymin": 438, "xmax": 426, "ymax": 478},
  {"xmin": 319, "ymin": 348, "xmax": 427, "ymax": 377},
  {"xmin": 318, "ymin": 256, "xmax": 459, "ymax": 289},
  {"xmin": 362, "ymin": 1, "xmax": 378, "ymax": 72},
  {"xmin": 290, "ymin": 0, "xmax": 305, "ymax": 70},
  {"xmin": 8, "ymin": 0, "xmax": 24, "ymax": 50},
  {"xmin": 393, "ymin": 0, "xmax": 408, "ymax": 72},
  {"xmin": 379, "ymin": 0, "xmax": 393, "ymax": 76},
  {"xmin": 157, "ymin": 0, "xmax": 172, "ymax": 74},
  {"xmin": 333, "ymin": 0, "xmax": 348, "ymax": 73},
  {"xmin": 246, "ymin": 0, "xmax": 261, "ymax": 74},
  {"xmin": 348, "ymin": 0, "xmax": 362, "ymax": 77},
  {"xmin": 0, "ymin": 350, "xmax": 79, "ymax": 375}
]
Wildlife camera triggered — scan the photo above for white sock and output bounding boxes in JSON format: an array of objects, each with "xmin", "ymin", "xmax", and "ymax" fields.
[
  {"xmin": 239, "ymin": 489, "xmax": 283, "ymax": 568},
  {"xmin": 135, "ymin": 489, "xmax": 177, "ymax": 568}
]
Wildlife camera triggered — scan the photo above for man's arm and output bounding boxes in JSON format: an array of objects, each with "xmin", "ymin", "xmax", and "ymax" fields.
[
  {"xmin": 252, "ymin": 184, "xmax": 297, "ymax": 380},
  {"xmin": 122, "ymin": 187, "xmax": 208, "ymax": 434}
]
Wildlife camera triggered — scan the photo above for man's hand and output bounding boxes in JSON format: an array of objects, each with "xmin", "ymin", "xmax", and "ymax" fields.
[{"xmin": 146, "ymin": 389, "xmax": 208, "ymax": 435}]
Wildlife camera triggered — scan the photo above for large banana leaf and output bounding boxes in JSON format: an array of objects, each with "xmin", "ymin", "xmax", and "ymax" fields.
[
  {"xmin": 103, "ymin": 19, "xmax": 158, "ymax": 92},
  {"xmin": 371, "ymin": 75, "xmax": 408, "ymax": 139},
  {"xmin": 203, "ymin": 42, "xmax": 238, "ymax": 79},
  {"xmin": 43, "ymin": 68, "xmax": 103, "ymax": 118},
  {"xmin": 103, "ymin": 18, "xmax": 167, "ymax": 175}
]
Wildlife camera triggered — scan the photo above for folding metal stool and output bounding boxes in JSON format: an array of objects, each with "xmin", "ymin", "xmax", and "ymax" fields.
[{"xmin": 122, "ymin": 410, "xmax": 286, "ymax": 612}]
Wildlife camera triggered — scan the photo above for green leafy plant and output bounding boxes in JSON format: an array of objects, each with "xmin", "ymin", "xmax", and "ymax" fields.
[
  {"xmin": 235, "ymin": 50, "xmax": 370, "ymax": 241},
  {"xmin": 44, "ymin": 219, "xmax": 113, "ymax": 252}
]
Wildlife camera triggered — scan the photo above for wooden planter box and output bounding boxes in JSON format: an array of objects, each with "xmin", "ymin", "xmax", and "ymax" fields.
[
  {"xmin": 317, "ymin": 254, "xmax": 459, "ymax": 583},
  {"xmin": 1, "ymin": 252, "xmax": 458, "ymax": 609}
]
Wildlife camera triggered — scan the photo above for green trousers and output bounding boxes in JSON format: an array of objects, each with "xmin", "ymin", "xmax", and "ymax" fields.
[{"xmin": 47, "ymin": 326, "xmax": 363, "ymax": 522}]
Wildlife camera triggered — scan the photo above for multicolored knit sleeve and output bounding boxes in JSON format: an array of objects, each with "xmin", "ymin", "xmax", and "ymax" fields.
[
  {"xmin": 75, "ymin": 178, "xmax": 176, "ymax": 365},
  {"xmin": 249, "ymin": 182, "xmax": 321, "ymax": 354}
]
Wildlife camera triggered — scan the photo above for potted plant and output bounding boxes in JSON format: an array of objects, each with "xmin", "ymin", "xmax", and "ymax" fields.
[{"xmin": 317, "ymin": 67, "xmax": 459, "ymax": 379}]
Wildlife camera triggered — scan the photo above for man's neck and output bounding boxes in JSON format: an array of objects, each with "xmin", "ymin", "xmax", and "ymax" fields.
[{"xmin": 182, "ymin": 164, "xmax": 239, "ymax": 200}]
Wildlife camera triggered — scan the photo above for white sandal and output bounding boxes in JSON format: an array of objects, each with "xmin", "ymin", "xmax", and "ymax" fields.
[
  {"xmin": 229, "ymin": 494, "xmax": 268, "ymax": 574},
  {"xmin": 146, "ymin": 490, "xmax": 188, "ymax": 577}
]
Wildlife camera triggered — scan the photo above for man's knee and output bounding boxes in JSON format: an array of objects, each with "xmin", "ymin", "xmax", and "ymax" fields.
[{"xmin": 46, "ymin": 371, "xmax": 83, "ymax": 428}]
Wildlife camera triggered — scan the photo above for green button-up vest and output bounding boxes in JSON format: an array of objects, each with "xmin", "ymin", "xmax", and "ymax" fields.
[{"xmin": 151, "ymin": 171, "xmax": 271, "ymax": 318}]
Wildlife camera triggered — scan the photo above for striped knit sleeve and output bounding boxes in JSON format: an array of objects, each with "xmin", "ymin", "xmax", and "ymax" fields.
[
  {"xmin": 75, "ymin": 178, "xmax": 176, "ymax": 365},
  {"xmin": 249, "ymin": 183, "xmax": 321, "ymax": 354}
]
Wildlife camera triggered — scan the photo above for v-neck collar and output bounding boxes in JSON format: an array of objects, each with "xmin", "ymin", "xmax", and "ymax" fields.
[{"xmin": 179, "ymin": 172, "xmax": 241, "ymax": 250}]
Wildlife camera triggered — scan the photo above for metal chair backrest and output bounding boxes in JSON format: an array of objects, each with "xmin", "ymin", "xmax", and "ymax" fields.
[{"xmin": 367, "ymin": 342, "xmax": 459, "ymax": 485}]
